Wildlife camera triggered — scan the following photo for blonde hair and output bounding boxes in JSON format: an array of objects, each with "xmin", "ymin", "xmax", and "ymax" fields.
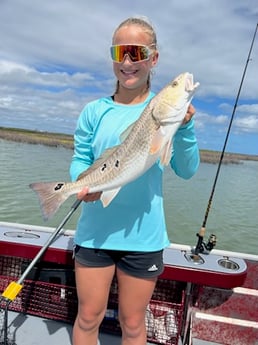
[
  {"xmin": 112, "ymin": 16, "xmax": 157, "ymax": 47},
  {"xmin": 112, "ymin": 16, "xmax": 157, "ymax": 95}
]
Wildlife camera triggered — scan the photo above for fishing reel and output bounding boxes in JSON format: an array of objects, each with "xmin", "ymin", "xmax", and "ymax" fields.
[{"xmin": 194, "ymin": 233, "xmax": 217, "ymax": 255}]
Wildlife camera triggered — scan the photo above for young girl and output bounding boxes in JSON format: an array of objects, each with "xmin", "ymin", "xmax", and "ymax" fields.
[{"xmin": 70, "ymin": 17, "xmax": 199, "ymax": 345}]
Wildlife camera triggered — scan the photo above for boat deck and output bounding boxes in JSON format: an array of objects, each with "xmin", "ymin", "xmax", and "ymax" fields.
[
  {"xmin": 3, "ymin": 311, "xmax": 175, "ymax": 345},
  {"xmin": 2, "ymin": 311, "xmax": 215, "ymax": 345}
]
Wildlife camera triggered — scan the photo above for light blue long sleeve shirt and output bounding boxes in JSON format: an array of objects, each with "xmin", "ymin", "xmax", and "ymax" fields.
[{"xmin": 70, "ymin": 92, "xmax": 200, "ymax": 251}]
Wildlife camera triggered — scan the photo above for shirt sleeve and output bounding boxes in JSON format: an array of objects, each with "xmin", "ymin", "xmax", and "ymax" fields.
[
  {"xmin": 170, "ymin": 119, "xmax": 200, "ymax": 179},
  {"xmin": 70, "ymin": 105, "xmax": 95, "ymax": 182}
]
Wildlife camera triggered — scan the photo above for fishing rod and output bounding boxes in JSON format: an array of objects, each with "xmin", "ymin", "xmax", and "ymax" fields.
[
  {"xmin": 0, "ymin": 198, "xmax": 81, "ymax": 345},
  {"xmin": 194, "ymin": 23, "xmax": 258, "ymax": 256}
]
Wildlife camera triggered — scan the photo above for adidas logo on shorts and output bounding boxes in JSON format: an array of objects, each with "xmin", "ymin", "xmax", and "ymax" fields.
[{"xmin": 148, "ymin": 264, "xmax": 158, "ymax": 272}]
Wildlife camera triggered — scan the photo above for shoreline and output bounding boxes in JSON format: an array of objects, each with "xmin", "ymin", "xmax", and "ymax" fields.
[{"xmin": 1, "ymin": 127, "xmax": 258, "ymax": 164}]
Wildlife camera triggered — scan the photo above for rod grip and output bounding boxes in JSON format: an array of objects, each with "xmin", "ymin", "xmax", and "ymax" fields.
[
  {"xmin": 2, "ymin": 281, "xmax": 23, "ymax": 301},
  {"xmin": 198, "ymin": 227, "xmax": 206, "ymax": 237}
]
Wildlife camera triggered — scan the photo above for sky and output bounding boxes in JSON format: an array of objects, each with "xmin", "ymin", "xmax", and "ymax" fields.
[{"xmin": 0, "ymin": 0, "xmax": 257, "ymax": 155}]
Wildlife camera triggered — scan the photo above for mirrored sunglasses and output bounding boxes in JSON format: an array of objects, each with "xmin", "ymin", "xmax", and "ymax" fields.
[{"xmin": 110, "ymin": 44, "xmax": 153, "ymax": 63}]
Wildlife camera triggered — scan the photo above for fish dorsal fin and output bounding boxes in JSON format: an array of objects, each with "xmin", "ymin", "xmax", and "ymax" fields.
[
  {"xmin": 120, "ymin": 122, "xmax": 135, "ymax": 142},
  {"xmin": 120, "ymin": 96, "xmax": 157, "ymax": 143},
  {"xmin": 77, "ymin": 146, "xmax": 119, "ymax": 180},
  {"xmin": 100, "ymin": 187, "xmax": 121, "ymax": 207}
]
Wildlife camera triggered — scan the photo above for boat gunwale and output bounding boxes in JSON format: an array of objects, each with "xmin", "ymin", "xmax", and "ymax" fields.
[{"xmin": 1, "ymin": 221, "xmax": 257, "ymax": 262}]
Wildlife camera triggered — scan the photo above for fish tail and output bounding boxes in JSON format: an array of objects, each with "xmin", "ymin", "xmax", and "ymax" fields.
[{"xmin": 29, "ymin": 181, "xmax": 69, "ymax": 221}]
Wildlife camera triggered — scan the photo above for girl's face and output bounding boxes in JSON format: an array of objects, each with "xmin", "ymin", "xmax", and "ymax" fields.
[{"xmin": 112, "ymin": 25, "xmax": 158, "ymax": 92}]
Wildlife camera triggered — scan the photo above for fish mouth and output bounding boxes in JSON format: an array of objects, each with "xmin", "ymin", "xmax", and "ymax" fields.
[{"xmin": 185, "ymin": 73, "xmax": 200, "ymax": 92}]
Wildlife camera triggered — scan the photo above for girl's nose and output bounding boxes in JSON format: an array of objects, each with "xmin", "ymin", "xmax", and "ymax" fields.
[{"xmin": 122, "ymin": 54, "xmax": 133, "ymax": 64}]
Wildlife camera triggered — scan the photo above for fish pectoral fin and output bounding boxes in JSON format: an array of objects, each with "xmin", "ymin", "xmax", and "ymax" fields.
[
  {"xmin": 149, "ymin": 128, "xmax": 167, "ymax": 155},
  {"xmin": 150, "ymin": 128, "xmax": 172, "ymax": 164},
  {"xmin": 100, "ymin": 187, "xmax": 121, "ymax": 207},
  {"xmin": 160, "ymin": 140, "xmax": 173, "ymax": 165}
]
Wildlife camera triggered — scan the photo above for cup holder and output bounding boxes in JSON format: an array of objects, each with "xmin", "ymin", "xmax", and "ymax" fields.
[
  {"xmin": 4, "ymin": 231, "xmax": 40, "ymax": 239},
  {"xmin": 218, "ymin": 258, "xmax": 240, "ymax": 270}
]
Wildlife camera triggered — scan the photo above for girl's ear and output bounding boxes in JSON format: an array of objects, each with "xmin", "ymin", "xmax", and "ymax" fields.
[{"xmin": 151, "ymin": 51, "xmax": 159, "ymax": 67}]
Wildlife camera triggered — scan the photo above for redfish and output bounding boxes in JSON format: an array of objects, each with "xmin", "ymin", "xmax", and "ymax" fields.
[{"xmin": 30, "ymin": 72, "xmax": 200, "ymax": 220}]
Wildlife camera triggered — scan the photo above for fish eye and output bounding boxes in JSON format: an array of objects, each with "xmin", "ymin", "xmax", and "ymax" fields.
[{"xmin": 172, "ymin": 81, "xmax": 178, "ymax": 87}]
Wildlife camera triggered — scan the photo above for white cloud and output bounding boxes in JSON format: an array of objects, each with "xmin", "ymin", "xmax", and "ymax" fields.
[
  {"xmin": 234, "ymin": 115, "xmax": 258, "ymax": 132},
  {"xmin": 0, "ymin": 0, "xmax": 257, "ymax": 153},
  {"xmin": 0, "ymin": 60, "xmax": 94, "ymax": 88},
  {"xmin": 237, "ymin": 103, "xmax": 258, "ymax": 114}
]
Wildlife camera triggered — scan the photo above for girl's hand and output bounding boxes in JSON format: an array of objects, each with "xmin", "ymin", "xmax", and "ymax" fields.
[
  {"xmin": 77, "ymin": 187, "xmax": 102, "ymax": 202},
  {"xmin": 182, "ymin": 104, "xmax": 195, "ymax": 124}
]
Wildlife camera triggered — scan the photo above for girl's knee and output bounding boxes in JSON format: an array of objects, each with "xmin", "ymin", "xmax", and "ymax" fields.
[
  {"xmin": 119, "ymin": 315, "xmax": 146, "ymax": 339},
  {"xmin": 76, "ymin": 308, "xmax": 104, "ymax": 333}
]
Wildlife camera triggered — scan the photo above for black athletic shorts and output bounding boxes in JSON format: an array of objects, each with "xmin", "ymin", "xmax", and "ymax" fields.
[{"xmin": 74, "ymin": 245, "xmax": 164, "ymax": 278}]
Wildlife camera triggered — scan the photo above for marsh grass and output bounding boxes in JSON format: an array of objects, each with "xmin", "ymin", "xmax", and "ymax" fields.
[{"xmin": 1, "ymin": 127, "xmax": 257, "ymax": 164}]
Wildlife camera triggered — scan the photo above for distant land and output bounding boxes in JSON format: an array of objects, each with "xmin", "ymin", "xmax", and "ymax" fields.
[{"xmin": 1, "ymin": 127, "xmax": 258, "ymax": 164}]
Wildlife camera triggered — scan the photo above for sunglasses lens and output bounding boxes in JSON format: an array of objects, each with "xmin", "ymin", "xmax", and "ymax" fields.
[{"xmin": 110, "ymin": 45, "xmax": 150, "ymax": 62}]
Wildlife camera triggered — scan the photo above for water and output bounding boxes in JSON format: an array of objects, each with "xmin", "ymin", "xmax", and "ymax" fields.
[{"xmin": 1, "ymin": 139, "xmax": 257, "ymax": 255}]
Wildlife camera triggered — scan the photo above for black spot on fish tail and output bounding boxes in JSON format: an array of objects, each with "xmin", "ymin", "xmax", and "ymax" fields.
[{"xmin": 54, "ymin": 183, "xmax": 64, "ymax": 191}]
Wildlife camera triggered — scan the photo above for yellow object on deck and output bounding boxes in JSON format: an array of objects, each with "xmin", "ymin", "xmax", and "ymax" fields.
[{"xmin": 2, "ymin": 281, "xmax": 23, "ymax": 301}]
